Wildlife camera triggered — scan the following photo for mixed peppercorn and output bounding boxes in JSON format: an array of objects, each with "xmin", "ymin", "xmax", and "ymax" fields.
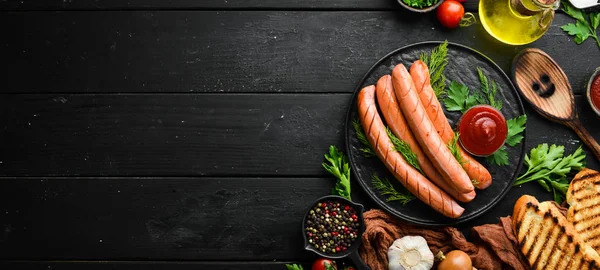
[{"xmin": 304, "ymin": 200, "xmax": 361, "ymax": 254}]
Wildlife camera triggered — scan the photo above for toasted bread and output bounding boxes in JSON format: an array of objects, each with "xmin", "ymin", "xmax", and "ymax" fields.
[
  {"xmin": 567, "ymin": 168, "xmax": 600, "ymax": 254},
  {"xmin": 513, "ymin": 195, "xmax": 600, "ymax": 269}
]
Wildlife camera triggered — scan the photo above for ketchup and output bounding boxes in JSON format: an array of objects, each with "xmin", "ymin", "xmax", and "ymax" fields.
[
  {"xmin": 458, "ymin": 105, "xmax": 508, "ymax": 156},
  {"xmin": 591, "ymin": 73, "xmax": 600, "ymax": 112}
]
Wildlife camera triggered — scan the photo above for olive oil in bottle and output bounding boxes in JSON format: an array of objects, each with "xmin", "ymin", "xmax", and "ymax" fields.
[{"xmin": 479, "ymin": 0, "xmax": 559, "ymax": 45}]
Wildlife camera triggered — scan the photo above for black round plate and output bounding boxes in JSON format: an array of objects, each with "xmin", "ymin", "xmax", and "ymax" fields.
[{"xmin": 345, "ymin": 41, "xmax": 526, "ymax": 226}]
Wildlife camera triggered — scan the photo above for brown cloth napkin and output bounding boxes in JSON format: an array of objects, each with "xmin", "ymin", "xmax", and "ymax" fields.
[{"xmin": 358, "ymin": 206, "xmax": 568, "ymax": 270}]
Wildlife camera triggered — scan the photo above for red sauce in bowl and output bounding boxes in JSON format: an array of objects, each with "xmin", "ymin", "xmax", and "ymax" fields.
[
  {"xmin": 458, "ymin": 105, "xmax": 507, "ymax": 156},
  {"xmin": 590, "ymin": 73, "xmax": 600, "ymax": 112}
]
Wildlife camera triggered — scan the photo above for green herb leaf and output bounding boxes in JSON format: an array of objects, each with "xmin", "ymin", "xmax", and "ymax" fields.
[
  {"xmin": 591, "ymin": 12, "xmax": 600, "ymax": 30},
  {"xmin": 443, "ymin": 81, "xmax": 477, "ymax": 113},
  {"xmin": 477, "ymin": 68, "xmax": 503, "ymax": 110},
  {"xmin": 487, "ymin": 145, "xmax": 509, "ymax": 166},
  {"xmin": 286, "ymin": 264, "xmax": 304, "ymax": 270},
  {"xmin": 448, "ymin": 132, "xmax": 464, "ymax": 165},
  {"xmin": 505, "ymin": 115, "xmax": 527, "ymax": 147},
  {"xmin": 401, "ymin": 0, "xmax": 439, "ymax": 9},
  {"xmin": 386, "ymin": 127, "xmax": 424, "ymax": 175},
  {"xmin": 420, "ymin": 40, "xmax": 448, "ymax": 97},
  {"xmin": 324, "ymin": 262, "xmax": 336, "ymax": 270},
  {"xmin": 322, "ymin": 146, "xmax": 352, "ymax": 200},
  {"xmin": 562, "ymin": 0, "xmax": 587, "ymax": 23},
  {"xmin": 560, "ymin": 1, "xmax": 600, "ymax": 49},
  {"xmin": 513, "ymin": 144, "xmax": 586, "ymax": 203},
  {"xmin": 537, "ymin": 179, "xmax": 551, "ymax": 192},
  {"xmin": 372, "ymin": 174, "xmax": 415, "ymax": 205},
  {"xmin": 352, "ymin": 119, "xmax": 375, "ymax": 157},
  {"xmin": 551, "ymin": 178, "xmax": 570, "ymax": 204},
  {"xmin": 562, "ymin": 22, "xmax": 591, "ymax": 44}
]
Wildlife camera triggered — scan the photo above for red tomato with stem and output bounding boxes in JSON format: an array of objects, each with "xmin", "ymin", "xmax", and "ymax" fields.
[
  {"xmin": 312, "ymin": 258, "xmax": 337, "ymax": 270},
  {"xmin": 437, "ymin": 0, "xmax": 465, "ymax": 28}
]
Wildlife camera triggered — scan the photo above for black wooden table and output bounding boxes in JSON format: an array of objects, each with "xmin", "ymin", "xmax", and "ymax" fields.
[{"xmin": 1, "ymin": 0, "xmax": 599, "ymax": 269}]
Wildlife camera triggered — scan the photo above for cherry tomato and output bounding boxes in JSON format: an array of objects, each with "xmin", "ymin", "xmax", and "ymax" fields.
[
  {"xmin": 436, "ymin": 0, "xmax": 465, "ymax": 28},
  {"xmin": 312, "ymin": 258, "xmax": 337, "ymax": 270}
]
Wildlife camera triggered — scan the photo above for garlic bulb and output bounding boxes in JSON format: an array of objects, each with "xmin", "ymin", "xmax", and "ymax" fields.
[{"xmin": 388, "ymin": 235, "xmax": 434, "ymax": 270}]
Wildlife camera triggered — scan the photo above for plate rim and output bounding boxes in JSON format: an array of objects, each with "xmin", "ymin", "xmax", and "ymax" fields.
[{"xmin": 344, "ymin": 40, "xmax": 527, "ymax": 226}]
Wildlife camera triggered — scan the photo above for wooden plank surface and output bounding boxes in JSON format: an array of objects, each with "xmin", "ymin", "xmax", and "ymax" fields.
[
  {"xmin": 0, "ymin": 94, "xmax": 349, "ymax": 177},
  {"xmin": 1, "ymin": 12, "xmax": 596, "ymax": 94},
  {"xmin": 2, "ymin": 2, "xmax": 600, "ymax": 268},
  {"xmin": 0, "ymin": 93, "xmax": 598, "ymax": 177},
  {"xmin": 0, "ymin": 261, "xmax": 311, "ymax": 270},
  {"xmin": 0, "ymin": 0, "xmax": 479, "ymax": 11},
  {"xmin": 1, "ymin": 159, "xmax": 599, "ymax": 261},
  {"xmin": 0, "ymin": 177, "xmax": 342, "ymax": 260}
]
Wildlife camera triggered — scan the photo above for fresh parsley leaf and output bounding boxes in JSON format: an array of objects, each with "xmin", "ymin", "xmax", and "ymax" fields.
[
  {"xmin": 352, "ymin": 119, "xmax": 375, "ymax": 157},
  {"xmin": 286, "ymin": 264, "xmax": 304, "ymax": 270},
  {"xmin": 513, "ymin": 144, "xmax": 586, "ymax": 203},
  {"xmin": 505, "ymin": 115, "xmax": 527, "ymax": 147},
  {"xmin": 371, "ymin": 174, "xmax": 414, "ymax": 205},
  {"xmin": 477, "ymin": 68, "xmax": 503, "ymax": 110},
  {"xmin": 386, "ymin": 127, "xmax": 424, "ymax": 175},
  {"xmin": 465, "ymin": 95, "xmax": 479, "ymax": 110},
  {"xmin": 562, "ymin": 0, "xmax": 587, "ymax": 23},
  {"xmin": 537, "ymin": 179, "xmax": 551, "ymax": 192},
  {"xmin": 591, "ymin": 12, "xmax": 600, "ymax": 31},
  {"xmin": 487, "ymin": 145, "xmax": 509, "ymax": 166},
  {"xmin": 560, "ymin": 1, "xmax": 600, "ymax": 49},
  {"xmin": 551, "ymin": 178, "xmax": 570, "ymax": 204},
  {"xmin": 561, "ymin": 21, "xmax": 591, "ymax": 44},
  {"xmin": 443, "ymin": 81, "xmax": 477, "ymax": 113},
  {"xmin": 324, "ymin": 262, "xmax": 336, "ymax": 270},
  {"xmin": 322, "ymin": 146, "xmax": 352, "ymax": 200},
  {"xmin": 420, "ymin": 40, "xmax": 448, "ymax": 97},
  {"xmin": 445, "ymin": 68, "xmax": 503, "ymax": 113},
  {"xmin": 551, "ymin": 146, "xmax": 586, "ymax": 177}
]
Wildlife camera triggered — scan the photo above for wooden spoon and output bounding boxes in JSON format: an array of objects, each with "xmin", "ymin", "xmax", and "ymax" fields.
[{"xmin": 511, "ymin": 48, "xmax": 600, "ymax": 160}]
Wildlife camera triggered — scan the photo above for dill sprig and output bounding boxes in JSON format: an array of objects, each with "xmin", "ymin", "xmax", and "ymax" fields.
[
  {"xmin": 447, "ymin": 132, "xmax": 465, "ymax": 165},
  {"xmin": 352, "ymin": 119, "xmax": 375, "ymax": 157},
  {"xmin": 420, "ymin": 41, "xmax": 448, "ymax": 97},
  {"xmin": 386, "ymin": 127, "xmax": 424, "ymax": 175},
  {"xmin": 371, "ymin": 174, "xmax": 415, "ymax": 205},
  {"xmin": 477, "ymin": 67, "xmax": 503, "ymax": 110}
]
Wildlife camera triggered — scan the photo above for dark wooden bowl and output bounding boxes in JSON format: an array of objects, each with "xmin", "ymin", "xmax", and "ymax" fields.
[
  {"xmin": 302, "ymin": 195, "xmax": 370, "ymax": 269},
  {"xmin": 397, "ymin": 0, "xmax": 443, "ymax": 13}
]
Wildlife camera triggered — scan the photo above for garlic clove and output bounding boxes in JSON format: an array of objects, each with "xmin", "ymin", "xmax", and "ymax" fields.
[{"xmin": 388, "ymin": 235, "xmax": 434, "ymax": 270}]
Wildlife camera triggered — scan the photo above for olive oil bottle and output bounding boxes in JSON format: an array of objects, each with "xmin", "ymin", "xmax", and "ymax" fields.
[{"xmin": 479, "ymin": 0, "xmax": 559, "ymax": 45}]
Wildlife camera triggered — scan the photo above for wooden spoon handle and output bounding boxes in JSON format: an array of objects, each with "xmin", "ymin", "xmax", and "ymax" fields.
[{"xmin": 567, "ymin": 119, "xmax": 600, "ymax": 161}]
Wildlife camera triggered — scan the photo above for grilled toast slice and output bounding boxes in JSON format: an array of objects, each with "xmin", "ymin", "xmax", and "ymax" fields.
[
  {"xmin": 567, "ymin": 168, "xmax": 600, "ymax": 254},
  {"xmin": 513, "ymin": 195, "xmax": 600, "ymax": 269}
]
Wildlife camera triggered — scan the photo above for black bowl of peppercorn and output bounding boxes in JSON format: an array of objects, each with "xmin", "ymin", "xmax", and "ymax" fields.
[{"xmin": 302, "ymin": 195, "xmax": 366, "ymax": 262}]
